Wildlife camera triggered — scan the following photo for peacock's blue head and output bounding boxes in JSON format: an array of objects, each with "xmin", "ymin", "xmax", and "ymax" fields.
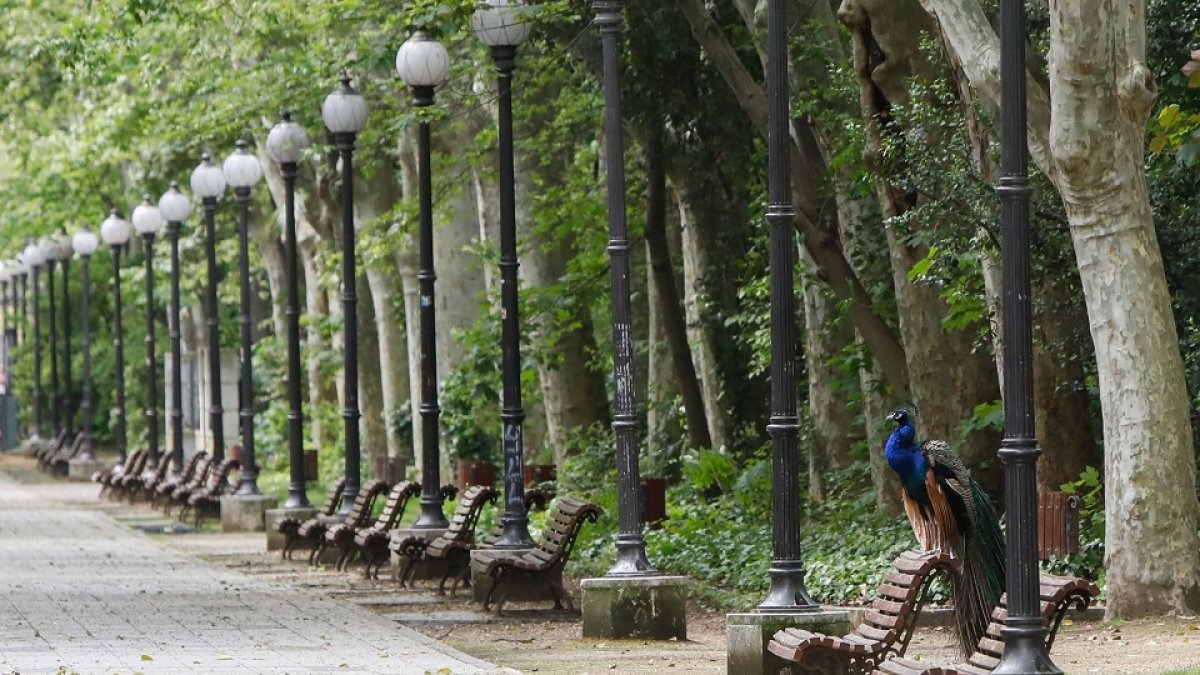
[{"xmin": 886, "ymin": 408, "xmax": 916, "ymax": 445}]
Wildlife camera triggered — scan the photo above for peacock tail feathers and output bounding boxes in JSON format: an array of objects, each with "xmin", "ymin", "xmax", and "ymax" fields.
[{"xmin": 946, "ymin": 479, "xmax": 1006, "ymax": 655}]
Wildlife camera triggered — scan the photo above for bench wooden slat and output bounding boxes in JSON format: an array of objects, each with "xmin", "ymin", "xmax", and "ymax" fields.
[
  {"xmin": 885, "ymin": 570, "xmax": 917, "ymax": 587},
  {"xmin": 975, "ymin": 637, "xmax": 1005, "ymax": 657},
  {"xmin": 865, "ymin": 609, "xmax": 903, "ymax": 631},
  {"xmin": 879, "ymin": 583, "xmax": 914, "ymax": 602},
  {"xmin": 854, "ymin": 624, "xmax": 895, "ymax": 643}
]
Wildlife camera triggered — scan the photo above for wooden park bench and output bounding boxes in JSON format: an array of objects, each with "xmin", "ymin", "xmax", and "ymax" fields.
[
  {"xmin": 352, "ymin": 483, "xmax": 459, "ymax": 580},
  {"xmin": 116, "ymin": 452, "xmax": 170, "ymax": 503},
  {"xmin": 150, "ymin": 452, "xmax": 208, "ymax": 509},
  {"xmin": 163, "ymin": 453, "xmax": 214, "ymax": 515},
  {"xmin": 768, "ymin": 550, "xmax": 959, "ymax": 674},
  {"xmin": 94, "ymin": 448, "xmax": 145, "ymax": 498},
  {"xmin": 872, "ymin": 573, "xmax": 1100, "ymax": 675},
  {"xmin": 49, "ymin": 434, "xmax": 85, "ymax": 476},
  {"xmin": 184, "ymin": 458, "xmax": 240, "ymax": 526},
  {"xmin": 299, "ymin": 479, "xmax": 390, "ymax": 565},
  {"xmin": 278, "ymin": 477, "xmax": 347, "ymax": 560},
  {"xmin": 325, "ymin": 480, "xmax": 420, "ymax": 572},
  {"xmin": 391, "ymin": 484, "xmax": 498, "ymax": 590},
  {"xmin": 470, "ymin": 495, "xmax": 601, "ymax": 614},
  {"xmin": 34, "ymin": 430, "xmax": 68, "ymax": 469}
]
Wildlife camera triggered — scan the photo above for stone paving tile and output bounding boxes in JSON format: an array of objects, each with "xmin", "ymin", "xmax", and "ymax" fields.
[{"xmin": 0, "ymin": 472, "xmax": 512, "ymax": 674}]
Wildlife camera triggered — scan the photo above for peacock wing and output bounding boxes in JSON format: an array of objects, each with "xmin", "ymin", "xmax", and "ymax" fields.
[{"xmin": 919, "ymin": 440, "xmax": 971, "ymax": 554}]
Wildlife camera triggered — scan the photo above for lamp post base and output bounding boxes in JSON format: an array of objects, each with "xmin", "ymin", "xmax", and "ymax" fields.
[
  {"xmin": 219, "ymin": 494, "xmax": 278, "ymax": 533},
  {"xmin": 66, "ymin": 457, "xmax": 106, "ymax": 482},
  {"xmin": 726, "ymin": 609, "xmax": 852, "ymax": 675},
  {"xmin": 581, "ymin": 575, "xmax": 688, "ymax": 640}
]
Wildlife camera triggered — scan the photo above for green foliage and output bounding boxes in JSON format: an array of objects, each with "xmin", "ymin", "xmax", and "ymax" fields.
[
  {"xmin": 1045, "ymin": 466, "xmax": 1106, "ymax": 588},
  {"xmin": 680, "ymin": 448, "xmax": 738, "ymax": 495}
]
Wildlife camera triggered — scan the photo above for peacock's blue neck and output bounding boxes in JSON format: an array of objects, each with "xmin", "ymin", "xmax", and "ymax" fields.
[{"xmin": 885, "ymin": 423, "xmax": 927, "ymax": 495}]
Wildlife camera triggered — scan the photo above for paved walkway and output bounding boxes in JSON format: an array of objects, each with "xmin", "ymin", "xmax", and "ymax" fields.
[{"xmin": 0, "ymin": 469, "xmax": 507, "ymax": 674}]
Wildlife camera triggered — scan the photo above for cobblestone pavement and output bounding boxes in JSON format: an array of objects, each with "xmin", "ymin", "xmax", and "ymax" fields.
[{"xmin": 0, "ymin": 468, "xmax": 509, "ymax": 674}]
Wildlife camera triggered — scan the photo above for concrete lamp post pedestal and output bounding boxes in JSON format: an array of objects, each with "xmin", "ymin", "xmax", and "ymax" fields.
[
  {"xmin": 581, "ymin": 575, "xmax": 689, "ymax": 640},
  {"xmin": 726, "ymin": 609, "xmax": 852, "ymax": 675},
  {"xmin": 220, "ymin": 494, "xmax": 278, "ymax": 533},
  {"xmin": 67, "ymin": 457, "xmax": 106, "ymax": 482}
]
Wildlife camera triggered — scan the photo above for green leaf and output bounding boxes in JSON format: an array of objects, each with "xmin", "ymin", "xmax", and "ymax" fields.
[
  {"xmin": 1159, "ymin": 103, "xmax": 1182, "ymax": 129},
  {"xmin": 907, "ymin": 246, "xmax": 938, "ymax": 280}
]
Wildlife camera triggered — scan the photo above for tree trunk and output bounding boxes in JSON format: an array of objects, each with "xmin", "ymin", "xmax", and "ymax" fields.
[
  {"xmin": 1031, "ymin": 277, "xmax": 1096, "ymax": 492},
  {"xmin": 513, "ymin": 105, "xmax": 610, "ymax": 466},
  {"xmin": 839, "ymin": 0, "xmax": 1002, "ymax": 492},
  {"xmin": 923, "ymin": 0, "xmax": 1200, "ymax": 617},
  {"xmin": 673, "ymin": 0, "xmax": 911, "ymax": 398},
  {"xmin": 673, "ymin": 179, "xmax": 733, "ymax": 451},
  {"xmin": 800, "ymin": 245, "xmax": 862, "ymax": 475},
  {"xmin": 647, "ymin": 245, "xmax": 682, "ymax": 472},
  {"xmin": 351, "ymin": 159, "xmax": 411, "ymax": 468},
  {"xmin": 355, "ymin": 273, "xmax": 387, "ymax": 477},
  {"xmin": 393, "ymin": 134, "xmax": 426, "ymax": 479},
  {"xmin": 1048, "ymin": 0, "xmax": 1200, "ymax": 616},
  {"xmin": 644, "ymin": 134, "xmax": 710, "ymax": 452},
  {"xmin": 299, "ymin": 235, "xmax": 331, "ymax": 452},
  {"xmin": 940, "ymin": 38, "xmax": 1099, "ymax": 492}
]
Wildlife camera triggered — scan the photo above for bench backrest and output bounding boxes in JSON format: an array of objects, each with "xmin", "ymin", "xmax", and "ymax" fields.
[
  {"xmin": 858, "ymin": 551, "xmax": 959, "ymax": 656},
  {"xmin": 533, "ymin": 496, "xmax": 602, "ymax": 567},
  {"xmin": 175, "ymin": 451, "xmax": 208, "ymax": 484},
  {"xmin": 478, "ymin": 488, "xmax": 551, "ymax": 546},
  {"xmin": 440, "ymin": 485, "xmax": 500, "ymax": 544},
  {"xmin": 372, "ymin": 481, "xmax": 421, "ymax": 531},
  {"xmin": 322, "ymin": 477, "xmax": 348, "ymax": 516},
  {"xmin": 961, "ymin": 573, "xmax": 1099, "ymax": 672},
  {"xmin": 118, "ymin": 448, "xmax": 148, "ymax": 477},
  {"xmin": 183, "ymin": 454, "xmax": 213, "ymax": 490},
  {"xmin": 343, "ymin": 479, "xmax": 390, "ymax": 527},
  {"xmin": 206, "ymin": 458, "xmax": 241, "ymax": 494},
  {"xmin": 64, "ymin": 433, "xmax": 84, "ymax": 459},
  {"xmin": 148, "ymin": 452, "xmax": 172, "ymax": 482}
]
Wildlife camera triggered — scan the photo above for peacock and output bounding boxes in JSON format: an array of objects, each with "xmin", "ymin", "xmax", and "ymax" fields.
[{"xmin": 884, "ymin": 408, "xmax": 1005, "ymax": 655}]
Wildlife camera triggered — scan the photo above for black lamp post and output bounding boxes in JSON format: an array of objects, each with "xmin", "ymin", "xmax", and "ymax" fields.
[
  {"xmin": 322, "ymin": 74, "xmax": 368, "ymax": 514},
  {"xmin": 591, "ymin": 0, "xmax": 655, "ymax": 575},
  {"xmin": 397, "ymin": 30, "xmax": 452, "ymax": 531},
  {"xmin": 132, "ymin": 197, "xmax": 165, "ymax": 468},
  {"xmin": 56, "ymin": 232, "xmax": 75, "ymax": 438},
  {"xmin": 191, "ymin": 153, "xmax": 227, "ymax": 465},
  {"xmin": 267, "ymin": 112, "xmax": 314, "ymax": 510},
  {"xmin": 44, "ymin": 240, "xmax": 60, "ymax": 439},
  {"xmin": 1, "ymin": 265, "xmax": 11, "ymax": 437},
  {"xmin": 101, "ymin": 210, "xmax": 132, "ymax": 466},
  {"xmin": 71, "ymin": 226, "xmax": 99, "ymax": 463},
  {"xmin": 159, "ymin": 183, "xmax": 192, "ymax": 476},
  {"xmin": 474, "ymin": 0, "xmax": 534, "ymax": 549},
  {"xmin": 993, "ymin": 0, "xmax": 1058, "ymax": 671},
  {"xmin": 224, "ymin": 139, "xmax": 265, "ymax": 496},
  {"xmin": 22, "ymin": 242, "xmax": 44, "ymax": 440},
  {"xmin": 757, "ymin": 0, "xmax": 818, "ymax": 612},
  {"xmin": 17, "ymin": 262, "xmax": 27, "ymax": 347}
]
